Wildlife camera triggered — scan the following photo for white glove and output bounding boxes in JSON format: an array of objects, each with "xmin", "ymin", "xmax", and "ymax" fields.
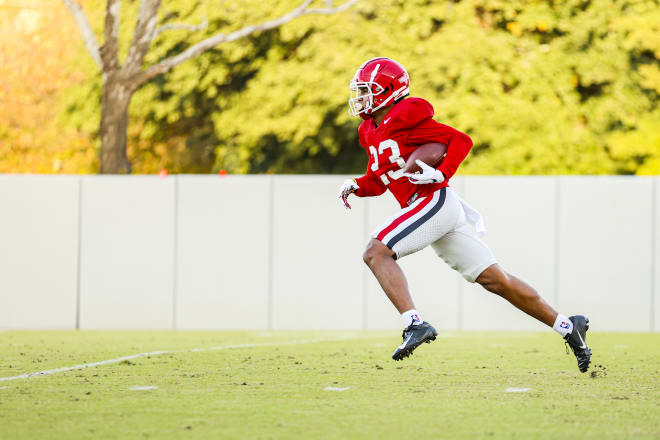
[
  {"xmin": 338, "ymin": 178, "xmax": 359, "ymax": 209},
  {"xmin": 403, "ymin": 160, "xmax": 445, "ymax": 185}
]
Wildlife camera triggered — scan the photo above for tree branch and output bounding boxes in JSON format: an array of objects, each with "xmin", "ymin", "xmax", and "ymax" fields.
[
  {"xmin": 61, "ymin": 0, "xmax": 102, "ymax": 70},
  {"xmin": 153, "ymin": 17, "xmax": 208, "ymax": 39},
  {"xmin": 306, "ymin": 0, "xmax": 358, "ymax": 15},
  {"xmin": 101, "ymin": 0, "xmax": 122, "ymax": 71},
  {"xmin": 124, "ymin": 0, "xmax": 162, "ymax": 74},
  {"xmin": 129, "ymin": 0, "xmax": 358, "ymax": 89}
]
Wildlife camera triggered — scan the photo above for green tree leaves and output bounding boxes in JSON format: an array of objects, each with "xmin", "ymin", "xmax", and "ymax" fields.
[{"xmin": 53, "ymin": 0, "xmax": 660, "ymax": 175}]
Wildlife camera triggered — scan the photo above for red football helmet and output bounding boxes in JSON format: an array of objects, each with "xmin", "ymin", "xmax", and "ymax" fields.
[{"xmin": 348, "ymin": 57, "xmax": 410, "ymax": 119}]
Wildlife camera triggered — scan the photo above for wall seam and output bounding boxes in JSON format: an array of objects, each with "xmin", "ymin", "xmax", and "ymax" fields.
[
  {"xmin": 651, "ymin": 178, "xmax": 657, "ymax": 332},
  {"xmin": 267, "ymin": 176, "xmax": 275, "ymax": 330},
  {"xmin": 172, "ymin": 176, "xmax": 179, "ymax": 331},
  {"xmin": 553, "ymin": 176, "xmax": 561, "ymax": 310},
  {"xmin": 75, "ymin": 177, "xmax": 83, "ymax": 330}
]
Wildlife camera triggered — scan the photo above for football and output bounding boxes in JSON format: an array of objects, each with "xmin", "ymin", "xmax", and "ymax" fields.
[{"xmin": 403, "ymin": 142, "xmax": 448, "ymax": 174}]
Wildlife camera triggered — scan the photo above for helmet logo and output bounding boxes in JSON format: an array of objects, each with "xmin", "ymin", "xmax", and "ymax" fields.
[{"xmin": 369, "ymin": 64, "xmax": 381, "ymax": 82}]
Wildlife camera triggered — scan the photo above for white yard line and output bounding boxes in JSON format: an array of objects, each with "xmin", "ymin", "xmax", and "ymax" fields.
[
  {"xmin": 324, "ymin": 386, "xmax": 350, "ymax": 391},
  {"xmin": 505, "ymin": 387, "xmax": 530, "ymax": 393},
  {"xmin": 0, "ymin": 350, "xmax": 170, "ymax": 382},
  {"xmin": 0, "ymin": 337, "xmax": 351, "ymax": 382}
]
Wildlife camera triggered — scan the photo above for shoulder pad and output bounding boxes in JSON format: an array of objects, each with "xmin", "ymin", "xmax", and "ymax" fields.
[{"xmin": 386, "ymin": 97, "xmax": 434, "ymax": 130}]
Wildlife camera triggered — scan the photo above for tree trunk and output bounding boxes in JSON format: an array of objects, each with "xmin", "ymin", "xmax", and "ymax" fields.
[{"xmin": 99, "ymin": 75, "xmax": 132, "ymax": 174}]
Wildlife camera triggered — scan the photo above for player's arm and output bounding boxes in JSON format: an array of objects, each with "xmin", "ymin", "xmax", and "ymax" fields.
[
  {"xmin": 338, "ymin": 153, "xmax": 386, "ymax": 209},
  {"xmin": 354, "ymin": 171, "xmax": 387, "ymax": 197},
  {"xmin": 406, "ymin": 119, "xmax": 473, "ymax": 181}
]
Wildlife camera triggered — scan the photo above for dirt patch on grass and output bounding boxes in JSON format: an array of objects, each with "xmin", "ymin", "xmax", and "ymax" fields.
[{"xmin": 590, "ymin": 364, "xmax": 607, "ymax": 378}]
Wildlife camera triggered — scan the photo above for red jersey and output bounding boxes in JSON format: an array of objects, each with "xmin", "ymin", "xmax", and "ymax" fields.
[{"xmin": 354, "ymin": 97, "xmax": 473, "ymax": 208}]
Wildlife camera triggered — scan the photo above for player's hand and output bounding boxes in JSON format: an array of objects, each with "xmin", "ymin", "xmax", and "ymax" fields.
[
  {"xmin": 403, "ymin": 160, "xmax": 445, "ymax": 185},
  {"xmin": 338, "ymin": 179, "xmax": 359, "ymax": 209}
]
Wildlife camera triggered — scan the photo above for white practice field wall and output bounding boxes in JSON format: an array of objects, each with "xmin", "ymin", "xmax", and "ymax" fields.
[{"xmin": 0, "ymin": 175, "xmax": 658, "ymax": 332}]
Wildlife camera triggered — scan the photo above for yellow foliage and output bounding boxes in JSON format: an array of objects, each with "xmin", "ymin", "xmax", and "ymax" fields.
[
  {"xmin": 506, "ymin": 21, "xmax": 522, "ymax": 36},
  {"xmin": 639, "ymin": 64, "xmax": 660, "ymax": 94},
  {"xmin": 0, "ymin": 0, "xmax": 97, "ymax": 173}
]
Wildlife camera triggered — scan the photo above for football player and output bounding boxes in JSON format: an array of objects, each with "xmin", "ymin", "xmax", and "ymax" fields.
[{"xmin": 338, "ymin": 57, "xmax": 591, "ymax": 372}]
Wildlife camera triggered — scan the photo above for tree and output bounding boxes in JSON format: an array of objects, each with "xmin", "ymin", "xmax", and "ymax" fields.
[{"xmin": 62, "ymin": 0, "xmax": 358, "ymax": 173}]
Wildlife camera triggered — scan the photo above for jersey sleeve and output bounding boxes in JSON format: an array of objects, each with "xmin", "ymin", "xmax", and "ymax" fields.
[
  {"xmin": 406, "ymin": 119, "xmax": 473, "ymax": 180},
  {"xmin": 354, "ymin": 153, "xmax": 387, "ymax": 197}
]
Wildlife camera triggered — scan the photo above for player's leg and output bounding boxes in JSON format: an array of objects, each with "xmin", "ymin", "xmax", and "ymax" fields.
[
  {"xmin": 475, "ymin": 264, "xmax": 556, "ymax": 326},
  {"xmin": 432, "ymin": 216, "xmax": 591, "ymax": 372},
  {"xmin": 366, "ymin": 189, "xmax": 451, "ymax": 316},
  {"xmin": 363, "ymin": 239, "xmax": 439, "ymax": 361},
  {"xmin": 367, "ymin": 188, "xmax": 459, "ymax": 360},
  {"xmin": 362, "ymin": 239, "xmax": 414, "ymax": 313},
  {"xmin": 474, "ymin": 264, "xmax": 591, "ymax": 372}
]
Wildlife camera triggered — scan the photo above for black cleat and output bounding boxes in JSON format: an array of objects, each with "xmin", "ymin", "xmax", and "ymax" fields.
[
  {"xmin": 564, "ymin": 315, "xmax": 592, "ymax": 373},
  {"xmin": 392, "ymin": 322, "xmax": 438, "ymax": 361}
]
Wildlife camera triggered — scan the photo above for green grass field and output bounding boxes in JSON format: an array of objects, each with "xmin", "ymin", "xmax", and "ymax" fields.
[{"xmin": 1, "ymin": 331, "xmax": 659, "ymax": 439}]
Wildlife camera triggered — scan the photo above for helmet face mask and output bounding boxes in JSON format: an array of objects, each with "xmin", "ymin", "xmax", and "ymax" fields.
[
  {"xmin": 348, "ymin": 81, "xmax": 385, "ymax": 117},
  {"xmin": 348, "ymin": 57, "xmax": 410, "ymax": 119}
]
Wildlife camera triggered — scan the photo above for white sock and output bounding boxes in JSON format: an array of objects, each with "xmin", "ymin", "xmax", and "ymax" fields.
[
  {"xmin": 401, "ymin": 309, "xmax": 423, "ymax": 327},
  {"xmin": 552, "ymin": 314, "xmax": 573, "ymax": 337}
]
